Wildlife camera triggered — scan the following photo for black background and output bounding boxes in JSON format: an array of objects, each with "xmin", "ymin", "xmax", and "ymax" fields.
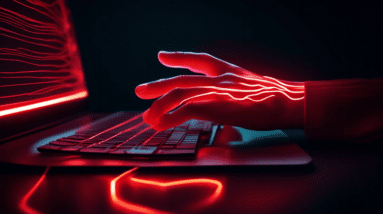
[{"xmin": 66, "ymin": 0, "xmax": 381, "ymax": 112}]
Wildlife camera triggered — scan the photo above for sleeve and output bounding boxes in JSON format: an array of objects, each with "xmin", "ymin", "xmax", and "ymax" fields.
[{"xmin": 304, "ymin": 78, "xmax": 383, "ymax": 142}]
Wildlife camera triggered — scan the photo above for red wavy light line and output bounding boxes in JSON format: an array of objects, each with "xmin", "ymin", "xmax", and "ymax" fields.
[
  {"xmin": 199, "ymin": 85, "xmax": 304, "ymax": 94},
  {"xmin": 110, "ymin": 167, "xmax": 171, "ymax": 214},
  {"xmin": 130, "ymin": 177, "xmax": 223, "ymax": 206},
  {"xmin": 111, "ymin": 167, "xmax": 223, "ymax": 214},
  {"xmin": 0, "ymin": 7, "xmax": 60, "ymax": 30},
  {"xmin": 0, "ymin": 84, "xmax": 73, "ymax": 99},
  {"xmin": 19, "ymin": 167, "xmax": 50, "ymax": 214},
  {"xmin": 13, "ymin": 0, "xmax": 62, "ymax": 24}
]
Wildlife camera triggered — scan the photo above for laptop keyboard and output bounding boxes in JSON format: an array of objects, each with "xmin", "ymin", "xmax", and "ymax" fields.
[{"xmin": 37, "ymin": 112, "xmax": 213, "ymax": 156}]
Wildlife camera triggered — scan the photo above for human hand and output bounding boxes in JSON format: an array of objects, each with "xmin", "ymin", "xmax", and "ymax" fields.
[{"xmin": 135, "ymin": 51, "xmax": 305, "ymax": 131}]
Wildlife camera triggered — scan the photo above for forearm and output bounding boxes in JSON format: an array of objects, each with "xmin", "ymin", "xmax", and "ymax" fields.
[{"xmin": 304, "ymin": 78, "xmax": 383, "ymax": 142}]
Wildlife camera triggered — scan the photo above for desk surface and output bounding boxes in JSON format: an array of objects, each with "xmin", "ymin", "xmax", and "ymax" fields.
[{"xmin": 1, "ymin": 132, "xmax": 382, "ymax": 214}]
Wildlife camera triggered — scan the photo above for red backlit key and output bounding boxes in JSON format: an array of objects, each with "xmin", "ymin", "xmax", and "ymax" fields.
[
  {"xmin": 126, "ymin": 146, "xmax": 157, "ymax": 155},
  {"xmin": 156, "ymin": 149, "xmax": 195, "ymax": 155},
  {"xmin": 50, "ymin": 141, "xmax": 76, "ymax": 146},
  {"xmin": 61, "ymin": 145, "xmax": 86, "ymax": 151},
  {"xmin": 108, "ymin": 148, "xmax": 127, "ymax": 154},
  {"xmin": 80, "ymin": 147, "xmax": 111, "ymax": 153}
]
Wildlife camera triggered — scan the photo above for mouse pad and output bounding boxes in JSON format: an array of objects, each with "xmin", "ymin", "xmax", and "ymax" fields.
[{"xmin": 0, "ymin": 114, "xmax": 312, "ymax": 167}]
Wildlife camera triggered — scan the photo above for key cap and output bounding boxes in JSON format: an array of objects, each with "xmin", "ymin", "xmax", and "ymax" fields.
[
  {"xmin": 126, "ymin": 146, "xmax": 157, "ymax": 155},
  {"xmin": 108, "ymin": 148, "xmax": 127, "ymax": 154},
  {"xmin": 176, "ymin": 143, "xmax": 196, "ymax": 149},
  {"xmin": 80, "ymin": 147, "xmax": 111, "ymax": 153},
  {"xmin": 61, "ymin": 145, "xmax": 86, "ymax": 151},
  {"xmin": 50, "ymin": 141, "xmax": 77, "ymax": 146},
  {"xmin": 156, "ymin": 149, "xmax": 195, "ymax": 155},
  {"xmin": 203, "ymin": 122, "xmax": 212, "ymax": 131}
]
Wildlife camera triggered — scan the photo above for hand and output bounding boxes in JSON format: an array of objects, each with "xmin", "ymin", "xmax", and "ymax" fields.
[{"xmin": 135, "ymin": 51, "xmax": 305, "ymax": 131}]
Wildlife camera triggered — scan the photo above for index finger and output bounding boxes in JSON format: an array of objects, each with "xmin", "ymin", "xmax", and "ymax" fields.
[{"xmin": 158, "ymin": 51, "xmax": 254, "ymax": 77}]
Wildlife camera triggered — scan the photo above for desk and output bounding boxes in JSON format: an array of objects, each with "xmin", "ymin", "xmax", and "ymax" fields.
[{"xmin": 1, "ymin": 131, "xmax": 382, "ymax": 214}]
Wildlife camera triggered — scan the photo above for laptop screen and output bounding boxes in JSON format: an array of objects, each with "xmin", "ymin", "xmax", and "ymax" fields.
[
  {"xmin": 0, "ymin": 0, "xmax": 88, "ymax": 141},
  {"xmin": 0, "ymin": 0, "xmax": 88, "ymax": 118}
]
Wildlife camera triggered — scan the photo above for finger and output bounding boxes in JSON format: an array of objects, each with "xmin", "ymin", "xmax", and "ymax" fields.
[
  {"xmin": 135, "ymin": 73, "xmax": 264, "ymax": 100},
  {"xmin": 135, "ymin": 75, "xmax": 216, "ymax": 99},
  {"xmin": 143, "ymin": 87, "xmax": 222, "ymax": 124},
  {"xmin": 158, "ymin": 51, "xmax": 250, "ymax": 77},
  {"xmin": 143, "ymin": 84, "xmax": 280, "ymax": 124}
]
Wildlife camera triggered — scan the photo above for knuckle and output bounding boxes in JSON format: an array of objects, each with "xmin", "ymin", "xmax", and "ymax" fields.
[{"xmin": 219, "ymin": 72, "xmax": 236, "ymax": 81}]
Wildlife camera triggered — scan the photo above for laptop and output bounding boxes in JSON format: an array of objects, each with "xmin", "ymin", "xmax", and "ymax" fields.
[{"xmin": 0, "ymin": 0, "xmax": 311, "ymax": 167}]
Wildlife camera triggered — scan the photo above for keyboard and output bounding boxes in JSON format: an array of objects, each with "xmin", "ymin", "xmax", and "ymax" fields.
[{"xmin": 37, "ymin": 112, "xmax": 214, "ymax": 156}]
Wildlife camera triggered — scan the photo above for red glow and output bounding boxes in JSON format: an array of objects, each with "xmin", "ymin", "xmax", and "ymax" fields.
[
  {"xmin": 136, "ymin": 51, "xmax": 305, "ymax": 130},
  {"xmin": 19, "ymin": 167, "xmax": 50, "ymax": 214},
  {"xmin": 110, "ymin": 167, "xmax": 223, "ymax": 214},
  {"xmin": 84, "ymin": 114, "xmax": 144, "ymax": 143},
  {"xmin": 0, "ymin": 0, "xmax": 87, "ymax": 116},
  {"xmin": 130, "ymin": 177, "xmax": 223, "ymax": 207},
  {"xmin": 0, "ymin": 90, "xmax": 87, "ymax": 117}
]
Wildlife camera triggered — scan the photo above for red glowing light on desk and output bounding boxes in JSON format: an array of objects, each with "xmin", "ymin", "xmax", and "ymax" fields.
[
  {"xmin": 110, "ymin": 167, "xmax": 223, "ymax": 214},
  {"xmin": 19, "ymin": 167, "xmax": 50, "ymax": 214},
  {"xmin": 0, "ymin": 0, "xmax": 87, "ymax": 117}
]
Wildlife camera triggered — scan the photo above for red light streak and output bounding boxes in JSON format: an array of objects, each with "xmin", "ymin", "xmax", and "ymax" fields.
[
  {"xmin": 130, "ymin": 177, "xmax": 223, "ymax": 207},
  {"xmin": 0, "ymin": 90, "xmax": 87, "ymax": 117},
  {"xmin": 83, "ymin": 114, "xmax": 144, "ymax": 142},
  {"xmin": 110, "ymin": 167, "xmax": 171, "ymax": 214},
  {"xmin": 111, "ymin": 167, "xmax": 223, "ymax": 213},
  {"xmin": 0, "ymin": 0, "xmax": 87, "ymax": 116},
  {"xmin": 19, "ymin": 167, "xmax": 50, "ymax": 214}
]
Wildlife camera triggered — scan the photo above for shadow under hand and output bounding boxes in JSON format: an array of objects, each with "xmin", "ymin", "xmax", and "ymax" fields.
[{"xmin": 218, "ymin": 126, "xmax": 291, "ymax": 148}]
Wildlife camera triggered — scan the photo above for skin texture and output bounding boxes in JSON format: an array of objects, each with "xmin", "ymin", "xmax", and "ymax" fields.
[{"xmin": 135, "ymin": 51, "xmax": 305, "ymax": 131}]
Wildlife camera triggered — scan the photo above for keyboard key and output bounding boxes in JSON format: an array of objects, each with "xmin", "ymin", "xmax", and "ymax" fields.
[
  {"xmin": 101, "ymin": 139, "xmax": 124, "ymax": 145},
  {"xmin": 91, "ymin": 144, "xmax": 114, "ymax": 148},
  {"xmin": 126, "ymin": 146, "xmax": 157, "ymax": 155},
  {"xmin": 80, "ymin": 147, "xmax": 111, "ymax": 153},
  {"xmin": 50, "ymin": 141, "xmax": 77, "ymax": 146},
  {"xmin": 61, "ymin": 145, "xmax": 86, "ymax": 151},
  {"xmin": 166, "ymin": 131, "xmax": 185, "ymax": 142},
  {"xmin": 108, "ymin": 148, "xmax": 127, "ymax": 154},
  {"xmin": 176, "ymin": 143, "xmax": 196, "ymax": 149},
  {"xmin": 156, "ymin": 149, "xmax": 195, "ymax": 155},
  {"xmin": 160, "ymin": 145, "xmax": 175, "ymax": 149},
  {"xmin": 203, "ymin": 122, "xmax": 212, "ymax": 131},
  {"xmin": 57, "ymin": 138, "xmax": 83, "ymax": 143}
]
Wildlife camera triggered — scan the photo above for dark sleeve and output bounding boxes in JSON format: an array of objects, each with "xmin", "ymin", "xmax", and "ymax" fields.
[{"xmin": 304, "ymin": 78, "xmax": 383, "ymax": 142}]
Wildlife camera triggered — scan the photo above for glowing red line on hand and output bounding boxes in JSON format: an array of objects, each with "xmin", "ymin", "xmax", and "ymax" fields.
[
  {"xmin": 175, "ymin": 75, "xmax": 305, "ymax": 105},
  {"xmin": 111, "ymin": 167, "xmax": 223, "ymax": 214},
  {"xmin": 19, "ymin": 167, "xmax": 50, "ymax": 214}
]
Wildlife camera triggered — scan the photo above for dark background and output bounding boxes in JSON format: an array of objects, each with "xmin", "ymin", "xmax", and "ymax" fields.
[{"xmin": 66, "ymin": 0, "xmax": 381, "ymax": 112}]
